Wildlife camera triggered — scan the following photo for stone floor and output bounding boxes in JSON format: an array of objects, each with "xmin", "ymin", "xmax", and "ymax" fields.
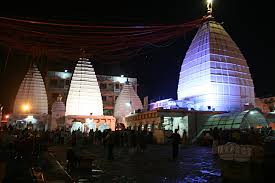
[
  {"xmin": 1, "ymin": 144, "xmax": 270, "ymax": 182},
  {"xmin": 49, "ymin": 144, "xmax": 223, "ymax": 183}
]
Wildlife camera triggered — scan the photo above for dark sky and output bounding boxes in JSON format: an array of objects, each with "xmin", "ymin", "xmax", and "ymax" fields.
[{"xmin": 0, "ymin": 0, "xmax": 274, "ymax": 113}]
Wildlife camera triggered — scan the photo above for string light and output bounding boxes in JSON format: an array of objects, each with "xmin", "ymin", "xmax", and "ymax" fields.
[{"xmin": 0, "ymin": 16, "xmax": 205, "ymax": 62}]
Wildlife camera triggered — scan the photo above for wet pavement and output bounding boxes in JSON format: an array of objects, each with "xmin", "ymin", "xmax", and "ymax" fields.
[
  {"xmin": 49, "ymin": 144, "xmax": 223, "ymax": 183},
  {"xmin": 1, "ymin": 144, "xmax": 270, "ymax": 182}
]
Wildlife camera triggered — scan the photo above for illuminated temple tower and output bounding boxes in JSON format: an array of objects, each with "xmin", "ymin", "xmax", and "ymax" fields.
[
  {"xmin": 177, "ymin": 3, "xmax": 255, "ymax": 112},
  {"xmin": 65, "ymin": 57, "xmax": 103, "ymax": 116},
  {"xmin": 114, "ymin": 81, "xmax": 143, "ymax": 126},
  {"xmin": 13, "ymin": 64, "xmax": 48, "ymax": 115}
]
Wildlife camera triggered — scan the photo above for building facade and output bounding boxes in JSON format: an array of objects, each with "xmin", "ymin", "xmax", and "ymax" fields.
[
  {"xmin": 45, "ymin": 71, "xmax": 138, "ymax": 115},
  {"xmin": 125, "ymin": 109, "xmax": 221, "ymax": 141}
]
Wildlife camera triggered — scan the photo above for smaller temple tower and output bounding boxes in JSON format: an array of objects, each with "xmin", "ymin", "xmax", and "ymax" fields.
[
  {"xmin": 10, "ymin": 63, "xmax": 48, "ymax": 130},
  {"xmin": 114, "ymin": 81, "xmax": 143, "ymax": 128},
  {"xmin": 13, "ymin": 64, "xmax": 48, "ymax": 115},
  {"xmin": 51, "ymin": 94, "xmax": 66, "ymax": 130}
]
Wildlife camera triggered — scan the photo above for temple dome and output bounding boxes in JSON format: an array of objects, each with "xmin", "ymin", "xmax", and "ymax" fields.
[
  {"xmin": 65, "ymin": 58, "xmax": 103, "ymax": 116},
  {"xmin": 114, "ymin": 82, "xmax": 143, "ymax": 124},
  {"xmin": 177, "ymin": 20, "xmax": 255, "ymax": 112},
  {"xmin": 13, "ymin": 64, "xmax": 48, "ymax": 115},
  {"xmin": 52, "ymin": 95, "xmax": 66, "ymax": 113}
]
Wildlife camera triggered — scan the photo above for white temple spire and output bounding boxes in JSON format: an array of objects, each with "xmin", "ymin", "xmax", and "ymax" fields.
[
  {"xmin": 177, "ymin": 20, "xmax": 255, "ymax": 112},
  {"xmin": 114, "ymin": 82, "xmax": 143, "ymax": 126},
  {"xmin": 13, "ymin": 64, "xmax": 48, "ymax": 115},
  {"xmin": 65, "ymin": 57, "xmax": 103, "ymax": 116}
]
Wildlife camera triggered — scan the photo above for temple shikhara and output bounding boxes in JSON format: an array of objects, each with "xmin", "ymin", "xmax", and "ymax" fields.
[
  {"xmin": 13, "ymin": 64, "xmax": 48, "ymax": 115},
  {"xmin": 114, "ymin": 81, "xmax": 143, "ymax": 127},
  {"xmin": 177, "ymin": 19, "xmax": 255, "ymax": 112},
  {"xmin": 9, "ymin": 64, "xmax": 48, "ymax": 129},
  {"xmin": 65, "ymin": 57, "xmax": 115, "ymax": 132},
  {"xmin": 65, "ymin": 57, "xmax": 103, "ymax": 116}
]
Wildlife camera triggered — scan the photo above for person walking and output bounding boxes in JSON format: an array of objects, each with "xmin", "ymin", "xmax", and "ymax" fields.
[
  {"xmin": 182, "ymin": 130, "xmax": 188, "ymax": 145},
  {"xmin": 212, "ymin": 127, "xmax": 220, "ymax": 155},
  {"xmin": 106, "ymin": 129, "xmax": 115, "ymax": 160},
  {"xmin": 169, "ymin": 129, "xmax": 181, "ymax": 160},
  {"xmin": 66, "ymin": 147, "xmax": 75, "ymax": 172}
]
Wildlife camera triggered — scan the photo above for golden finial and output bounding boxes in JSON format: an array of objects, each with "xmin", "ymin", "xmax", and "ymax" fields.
[{"xmin": 207, "ymin": 0, "xmax": 213, "ymax": 17}]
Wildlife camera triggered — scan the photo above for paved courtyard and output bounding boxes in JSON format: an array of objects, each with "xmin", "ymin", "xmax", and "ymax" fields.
[
  {"xmin": 49, "ymin": 144, "xmax": 222, "ymax": 183},
  {"xmin": 1, "ymin": 143, "xmax": 270, "ymax": 182}
]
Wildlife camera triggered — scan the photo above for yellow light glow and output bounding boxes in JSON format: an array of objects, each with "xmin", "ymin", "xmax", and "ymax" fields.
[
  {"xmin": 22, "ymin": 104, "xmax": 30, "ymax": 112},
  {"xmin": 5, "ymin": 114, "xmax": 10, "ymax": 119},
  {"xmin": 207, "ymin": 0, "xmax": 213, "ymax": 4},
  {"xmin": 27, "ymin": 115, "xmax": 34, "ymax": 120}
]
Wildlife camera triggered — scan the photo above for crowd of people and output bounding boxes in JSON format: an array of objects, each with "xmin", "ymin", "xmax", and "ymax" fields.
[
  {"xmin": 0, "ymin": 125, "xmax": 48, "ymax": 159},
  {"xmin": 65, "ymin": 127, "xmax": 154, "ymax": 170},
  {"xmin": 0, "ymin": 125, "xmax": 158, "ymax": 171},
  {"xmin": 0, "ymin": 123, "xmax": 194, "ymax": 176}
]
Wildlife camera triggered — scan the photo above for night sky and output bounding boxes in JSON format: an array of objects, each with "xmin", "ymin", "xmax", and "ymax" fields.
[{"xmin": 0, "ymin": 0, "xmax": 274, "ymax": 113}]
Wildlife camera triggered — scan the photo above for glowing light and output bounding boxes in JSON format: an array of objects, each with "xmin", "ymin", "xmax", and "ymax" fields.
[
  {"xmin": 64, "ymin": 69, "xmax": 68, "ymax": 72},
  {"xmin": 71, "ymin": 122, "xmax": 83, "ymax": 132},
  {"xmin": 249, "ymin": 111, "xmax": 256, "ymax": 115},
  {"xmin": 27, "ymin": 115, "xmax": 34, "ymax": 120},
  {"xmin": 22, "ymin": 104, "xmax": 30, "ymax": 112},
  {"xmin": 24, "ymin": 115, "xmax": 37, "ymax": 124},
  {"xmin": 121, "ymin": 75, "xmax": 124, "ymax": 77},
  {"xmin": 5, "ymin": 114, "xmax": 10, "ymax": 119},
  {"xmin": 98, "ymin": 123, "xmax": 109, "ymax": 132},
  {"xmin": 114, "ymin": 76, "xmax": 127, "ymax": 83},
  {"xmin": 85, "ymin": 118, "xmax": 96, "ymax": 132},
  {"xmin": 207, "ymin": 0, "xmax": 213, "ymax": 4}
]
